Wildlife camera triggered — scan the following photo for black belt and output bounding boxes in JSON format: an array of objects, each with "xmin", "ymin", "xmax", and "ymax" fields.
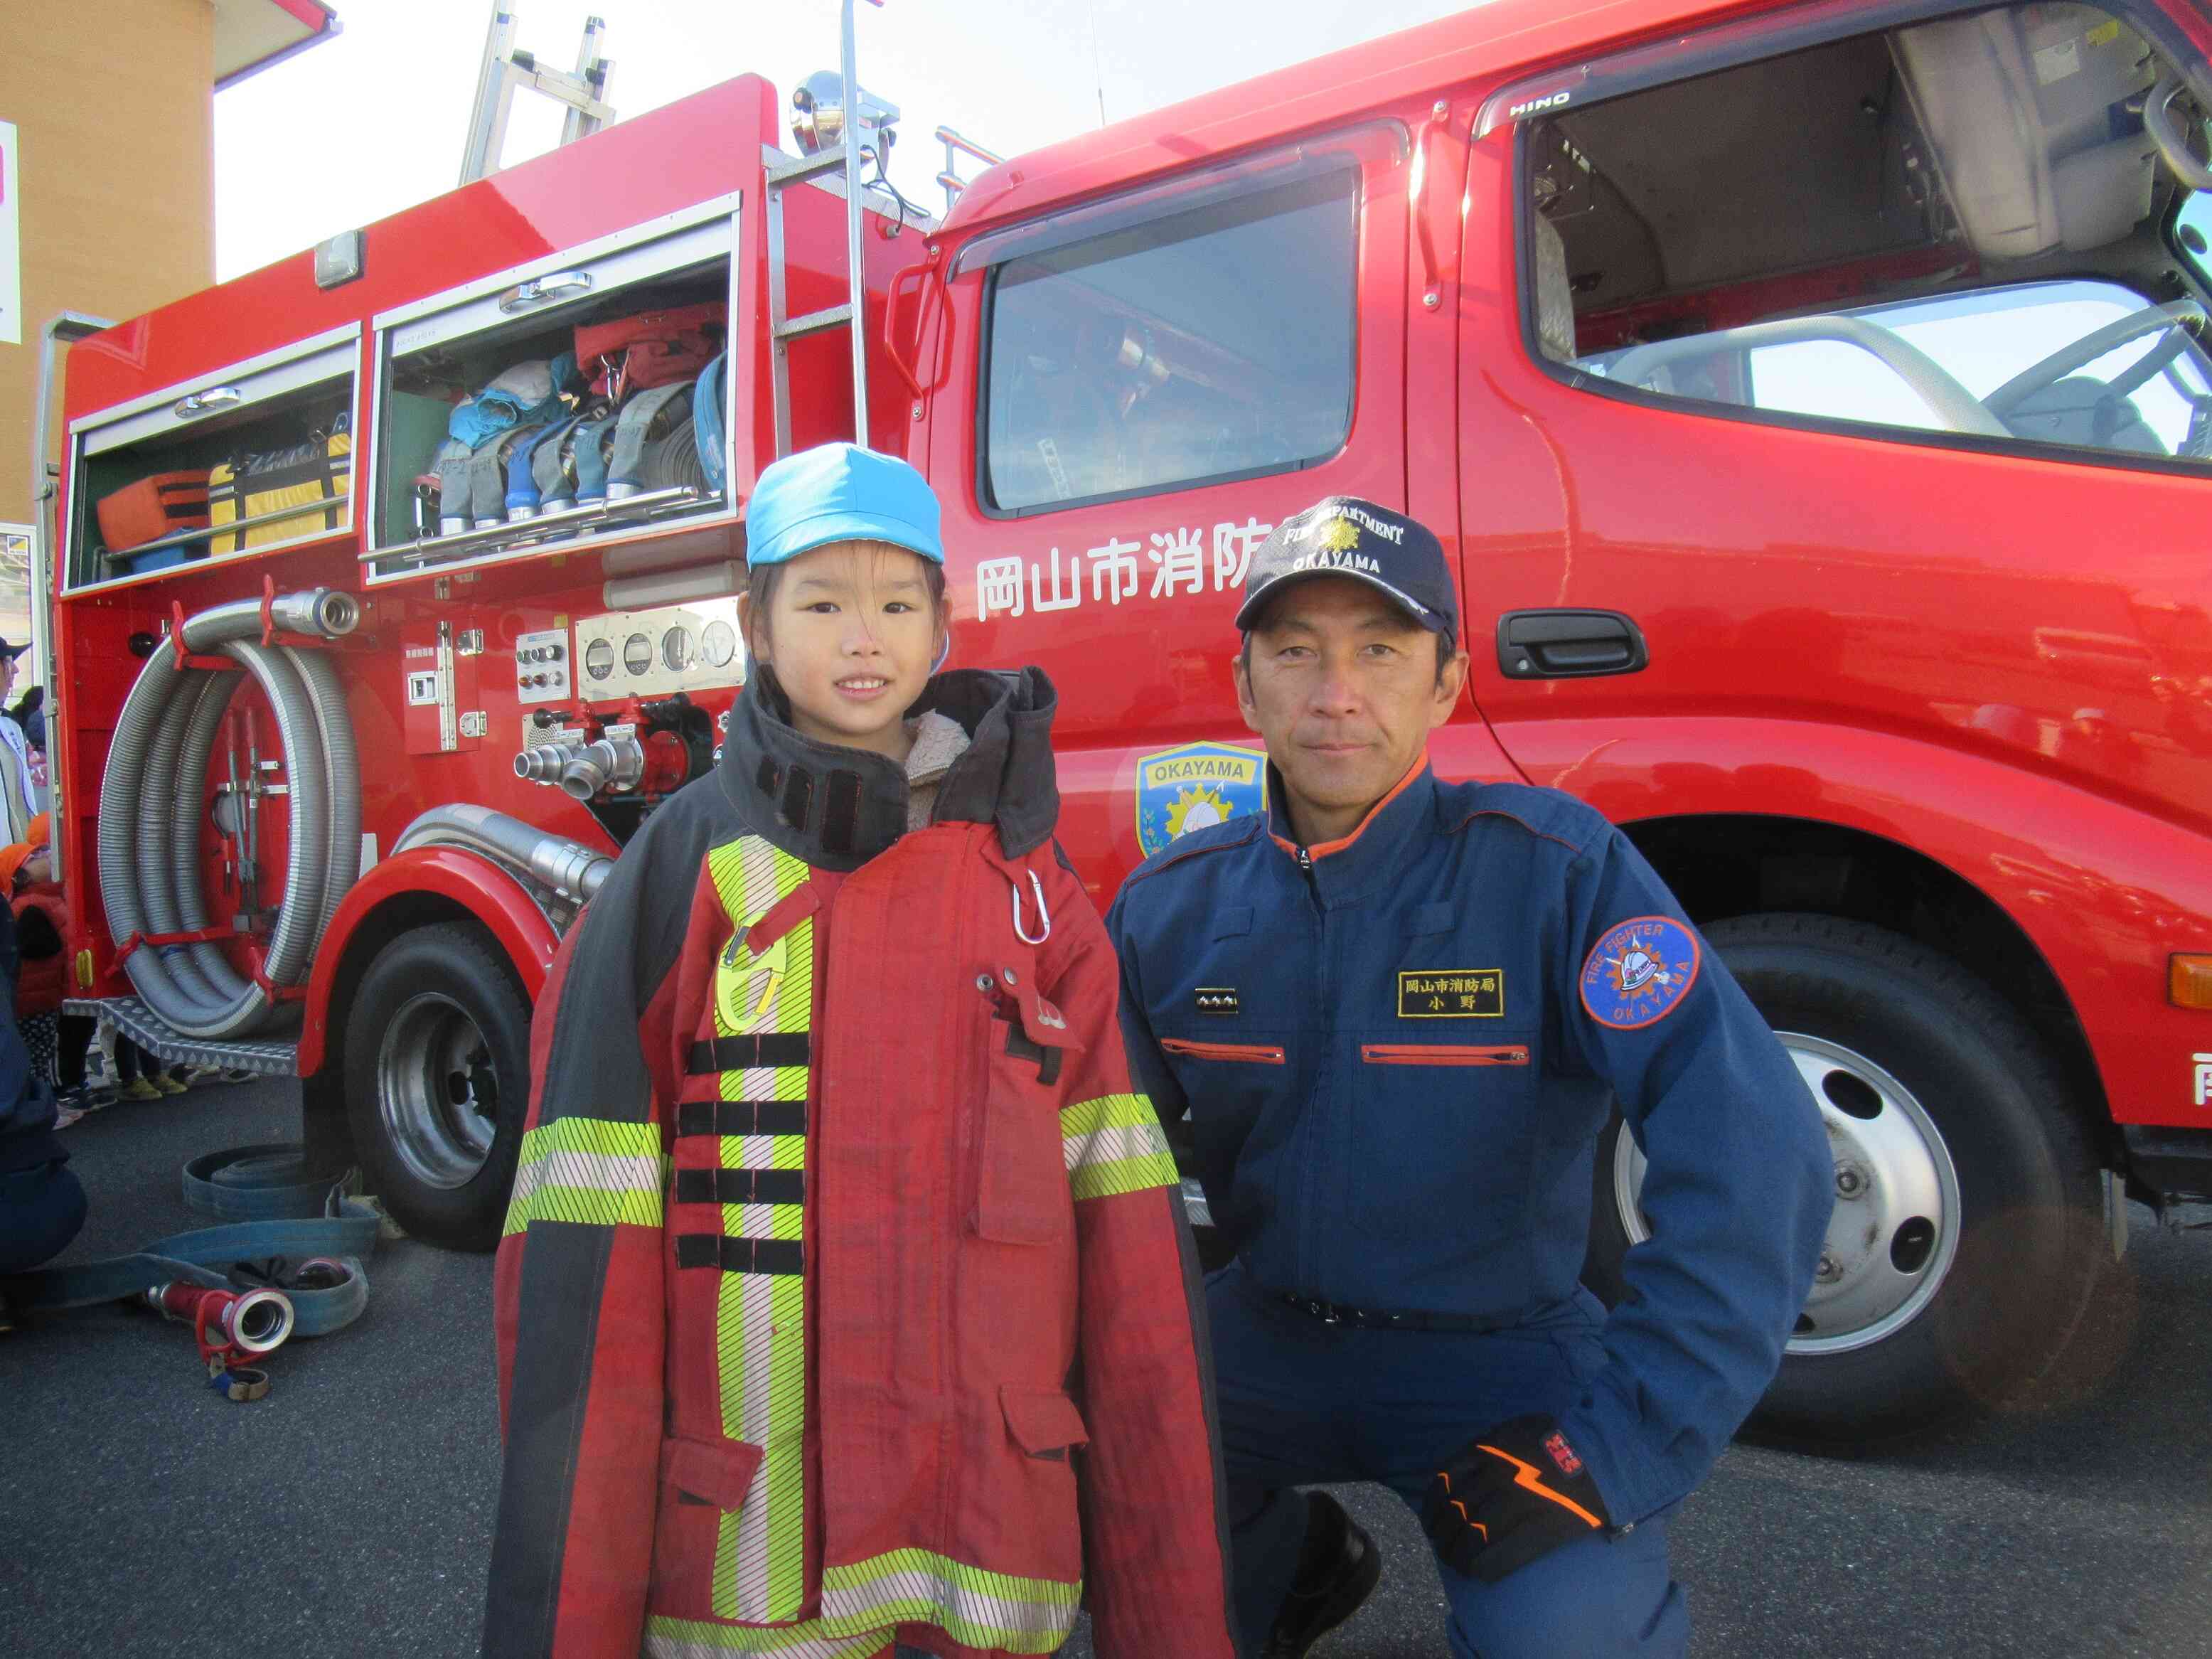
[{"xmin": 1272, "ymin": 1290, "xmax": 1518, "ymax": 1333}]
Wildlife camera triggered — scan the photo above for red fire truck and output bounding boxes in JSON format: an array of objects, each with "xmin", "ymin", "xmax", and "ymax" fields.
[{"xmin": 30, "ymin": 0, "xmax": 2212, "ymax": 1442}]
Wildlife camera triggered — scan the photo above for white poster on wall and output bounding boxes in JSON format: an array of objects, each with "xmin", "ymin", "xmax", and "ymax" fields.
[{"xmin": 0, "ymin": 122, "xmax": 18, "ymax": 346}]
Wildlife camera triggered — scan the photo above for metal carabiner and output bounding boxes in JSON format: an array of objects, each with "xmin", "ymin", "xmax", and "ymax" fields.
[{"xmin": 1010, "ymin": 866, "xmax": 1051, "ymax": 945}]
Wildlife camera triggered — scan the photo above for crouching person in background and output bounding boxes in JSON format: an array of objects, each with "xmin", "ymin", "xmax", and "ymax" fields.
[{"xmin": 0, "ymin": 900, "xmax": 86, "ymax": 1316}]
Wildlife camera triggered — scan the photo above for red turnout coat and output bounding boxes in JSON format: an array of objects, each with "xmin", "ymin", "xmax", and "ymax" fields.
[{"xmin": 486, "ymin": 668, "xmax": 1235, "ymax": 1659}]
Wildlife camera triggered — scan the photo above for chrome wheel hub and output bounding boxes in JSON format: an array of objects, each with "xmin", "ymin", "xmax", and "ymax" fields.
[
  {"xmin": 375, "ymin": 991, "xmax": 501, "ymax": 1190},
  {"xmin": 1612, "ymin": 1031, "xmax": 1962, "ymax": 1355}
]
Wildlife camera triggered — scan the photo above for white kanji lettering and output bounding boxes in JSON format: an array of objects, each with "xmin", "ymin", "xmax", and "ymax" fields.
[
  {"xmin": 1030, "ymin": 546, "xmax": 1081, "ymax": 613},
  {"xmin": 1148, "ymin": 527, "xmax": 1205, "ymax": 598},
  {"xmin": 976, "ymin": 555, "xmax": 1026, "ymax": 621},
  {"xmin": 1086, "ymin": 536, "xmax": 1140, "ymax": 605},
  {"xmin": 1212, "ymin": 516, "xmax": 1272, "ymax": 591}
]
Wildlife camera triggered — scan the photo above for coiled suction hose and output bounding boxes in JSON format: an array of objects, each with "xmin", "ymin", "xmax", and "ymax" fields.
[{"xmin": 98, "ymin": 589, "xmax": 363, "ymax": 1040}]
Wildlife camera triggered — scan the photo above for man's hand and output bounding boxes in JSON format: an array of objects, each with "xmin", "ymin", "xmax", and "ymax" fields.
[{"xmin": 1420, "ymin": 1414, "xmax": 1613, "ymax": 1584}]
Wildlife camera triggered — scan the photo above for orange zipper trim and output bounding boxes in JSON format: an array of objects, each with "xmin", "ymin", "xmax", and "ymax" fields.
[
  {"xmin": 1361, "ymin": 1043, "xmax": 1529, "ymax": 1067},
  {"xmin": 1160, "ymin": 1037, "xmax": 1287, "ymax": 1065}
]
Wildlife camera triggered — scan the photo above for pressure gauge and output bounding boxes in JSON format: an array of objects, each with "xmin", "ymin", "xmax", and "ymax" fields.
[
  {"xmin": 623, "ymin": 632, "xmax": 653, "ymax": 676},
  {"xmin": 701, "ymin": 619, "xmax": 737, "ymax": 668},
  {"xmin": 584, "ymin": 639, "xmax": 615, "ymax": 681},
  {"xmin": 661, "ymin": 625, "xmax": 696, "ymax": 673}
]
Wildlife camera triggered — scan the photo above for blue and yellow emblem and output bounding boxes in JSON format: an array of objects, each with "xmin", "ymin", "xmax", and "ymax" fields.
[
  {"xmin": 1580, "ymin": 915, "xmax": 1701, "ymax": 1030},
  {"xmin": 1136, "ymin": 742, "xmax": 1267, "ymax": 858}
]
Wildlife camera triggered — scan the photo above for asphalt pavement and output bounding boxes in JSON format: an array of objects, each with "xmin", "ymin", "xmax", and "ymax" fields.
[{"xmin": 6, "ymin": 1078, "xmax": 2209, "ymax": 1658}]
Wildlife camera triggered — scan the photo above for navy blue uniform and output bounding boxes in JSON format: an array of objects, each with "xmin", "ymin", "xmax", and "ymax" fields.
[{"xmin": 1108, "ymin": 764, "xmax": 1832, "ymax": 1655}]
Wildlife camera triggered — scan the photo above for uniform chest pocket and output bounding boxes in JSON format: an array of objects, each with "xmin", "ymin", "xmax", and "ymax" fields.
[
  {"xmin": 975, "ymin": 1013, "xmax": 1073, "ymax": 1246},
  {"xmin": 1345, "ymin": 1029, "xmax": 1541, "ymax": 1249}
]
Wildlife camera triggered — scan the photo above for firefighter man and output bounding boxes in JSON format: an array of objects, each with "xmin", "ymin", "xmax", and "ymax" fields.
[{"xmin": 1106, "ymin": 496, "xmax": 1834, "ymax": 1658}]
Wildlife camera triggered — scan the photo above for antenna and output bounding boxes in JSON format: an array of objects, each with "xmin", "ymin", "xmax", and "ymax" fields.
[{"xmin": 1091, "ymin": 4, "xmax": 1108, "ymax": 127}]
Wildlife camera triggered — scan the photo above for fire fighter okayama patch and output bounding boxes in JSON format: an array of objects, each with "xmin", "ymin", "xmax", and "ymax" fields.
[{"xmin": 1580, "ymin": 916, "xmax": 1701, "ymax": 1030}]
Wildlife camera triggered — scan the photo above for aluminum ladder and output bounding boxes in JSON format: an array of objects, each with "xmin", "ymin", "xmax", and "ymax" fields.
[
  {"xmin": 459, "ymin": 4, "xmax": 616, "ymax": 186},
  {"xmin": 765, "ymin": 0, "xmax": 883, "ymax": 456}
]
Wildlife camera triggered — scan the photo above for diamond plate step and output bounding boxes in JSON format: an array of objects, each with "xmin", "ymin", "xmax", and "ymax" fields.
[{"xmin": 63, "ymin": 996, "xmax": 300, "ymax": 1078}]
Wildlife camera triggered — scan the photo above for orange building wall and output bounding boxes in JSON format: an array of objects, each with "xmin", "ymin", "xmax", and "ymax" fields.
[{"xmin": 0, "ymin": 0, "xmax": 216, "ymax": 525}]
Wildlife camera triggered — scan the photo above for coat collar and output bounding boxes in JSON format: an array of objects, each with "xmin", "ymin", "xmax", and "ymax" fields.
[
  {"xmin": 1265, "ymin": 752, "xmax": 1437, "ymax": 902},
  {"xmin": 717, "ymin": 667, "xmax": 1062, "ymax": 871}
]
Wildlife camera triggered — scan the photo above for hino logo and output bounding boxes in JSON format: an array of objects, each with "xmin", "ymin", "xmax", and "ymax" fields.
[{"xmin": 1510, "ymin": 90, "xmax": 1571, "ymax": 119}]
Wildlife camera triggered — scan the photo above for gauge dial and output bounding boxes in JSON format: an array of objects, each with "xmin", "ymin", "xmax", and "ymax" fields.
[
  {"xmin": 701, "ymin": 619, "xmax": 737, "ymax": 668},
  {"xmin": 623, "ymin": 632, "xmax": 652, "ymax": 676},
  {"xmin": 661, "ymin": 625, "xmax": 695, "ymax": 673},
  {"xmin": 584, "ymin": 639, "xmax": 615, "ymax": 681}
]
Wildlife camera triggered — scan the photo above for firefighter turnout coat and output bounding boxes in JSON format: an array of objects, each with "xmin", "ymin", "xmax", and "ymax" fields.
[
  {"xmin": 488, "ymin": 668, "xmax": 1236, "ymax": 1659},
  {"xmin": 1106, "ymin": 760, "xmax": 1834, "ymax": 1529}
]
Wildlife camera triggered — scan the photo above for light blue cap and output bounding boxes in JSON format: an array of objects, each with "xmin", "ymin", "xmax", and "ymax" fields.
[{"xmin": 744, "ymin": 442, "xmax": 944, "ymax": 567}]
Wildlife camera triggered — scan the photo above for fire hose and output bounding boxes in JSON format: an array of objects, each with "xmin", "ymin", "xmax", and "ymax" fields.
[
  {"xmin": 0, "ymin": 1143, "xmax": 378, "ymax": 1401},
  {"xmin": 97, "ymin": 587, "xmax": 364, "ymax": 1041}
]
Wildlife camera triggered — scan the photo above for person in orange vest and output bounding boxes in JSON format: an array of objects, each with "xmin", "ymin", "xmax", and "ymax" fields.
[{"xmin": 486, "ymin": 444, "xmax": 1235, "ymax": 1659}]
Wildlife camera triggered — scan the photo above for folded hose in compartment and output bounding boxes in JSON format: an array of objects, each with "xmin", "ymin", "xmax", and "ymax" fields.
[{"xmin": 97, "ymin": 588, "xmax": 363, "ymax": 1040}]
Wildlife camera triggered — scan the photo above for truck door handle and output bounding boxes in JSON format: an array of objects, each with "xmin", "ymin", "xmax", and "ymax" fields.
[{"xmin": 1496, "ymin": 610, "xmax": 1648, "ymax": 678}]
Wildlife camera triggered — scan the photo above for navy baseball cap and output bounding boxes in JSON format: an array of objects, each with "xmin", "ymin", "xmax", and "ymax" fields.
[
  {"xmin": 1234, "ymin": 496, "xmax": 1456, "ymax": 639},
  {"xmin": 0, "ymin": 639, "xmax": 28, "ymax": 661},
  {"xmin": 745, "ymin": 442, "xmax": 944, "ymax": 568}
]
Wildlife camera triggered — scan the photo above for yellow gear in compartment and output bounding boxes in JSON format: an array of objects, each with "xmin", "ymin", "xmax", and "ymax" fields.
[{"xmin": 208, "ymin": 428, "xmax": 352, "ymax": 553}]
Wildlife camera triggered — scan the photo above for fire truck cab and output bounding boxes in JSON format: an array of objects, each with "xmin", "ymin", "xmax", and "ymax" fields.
[{"xmin": 38, "ymin": 0, "xmax": 2212, "ymax": 1444}]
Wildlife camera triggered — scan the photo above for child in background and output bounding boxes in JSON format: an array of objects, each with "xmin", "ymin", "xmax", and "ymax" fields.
[{"xmin": 485, "ymin": 444, "xmax": 1234, "ymax": 1659}]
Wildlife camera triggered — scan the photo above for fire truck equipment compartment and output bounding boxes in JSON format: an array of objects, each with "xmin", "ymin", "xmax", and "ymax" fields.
[{"xmin": 65, "ymin": 326, "xmax": 360, "ymax": 592}]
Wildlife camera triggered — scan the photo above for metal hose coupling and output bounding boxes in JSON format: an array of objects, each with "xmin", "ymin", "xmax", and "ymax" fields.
[
  {"xmin": 514, "ymin": 744, "xmax": 572, "ymax": 784},
  {"xmin": 143, "ymin": 1281, "xmax": 296, "ymax": 1357},
  {"xmin": 558, "ymin": 735, "xmax": 646, "ymax": 801}
]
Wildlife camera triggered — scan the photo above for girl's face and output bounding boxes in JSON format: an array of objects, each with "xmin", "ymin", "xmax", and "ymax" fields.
[{"xmin": 744, "ymin": 540, "xmax": 943, "ymax": 761}]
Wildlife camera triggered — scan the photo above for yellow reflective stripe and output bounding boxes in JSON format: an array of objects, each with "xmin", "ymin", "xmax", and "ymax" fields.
[
  {"xmin": 643, "ymin": 1547, "xmax": 1080, "ymax": 1656},
  {"xmin": 821, "ymin": 1547, "xmax": 1079, "ymax": 1651},
  {"xmin": 702, "ymin": 835, "xmax": 814, "ymax": 1624},
  {"xmin": 642, "ymin": 1618, "xmax": 887, "ymax": 1657},
  {"xmin": 501, "ymin": 1117, "xmax": 664, "ymax": 1235},
  {"xmin": 1059, "ymin": 1092, "xmax": 1180, "ymax": 1203}
]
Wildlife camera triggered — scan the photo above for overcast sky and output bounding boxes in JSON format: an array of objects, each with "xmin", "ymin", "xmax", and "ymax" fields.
[{"xmin": 213, "ymin": 0, "xmax": 1475, "ymax": 280}]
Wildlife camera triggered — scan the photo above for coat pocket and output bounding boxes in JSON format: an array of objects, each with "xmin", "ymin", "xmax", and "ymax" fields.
[
  {"xmin": 1160, "ymin": 1036, "xmax": 1286, "ymax": 1065},
  {"xmin": 976, "ymin": 1018, "xmax": 1073, "ymax": 1245},
  {"xmin": 1000, "ymin": 1385, "xmax": 1091, "ymax": 1461},
  {"xmin": 1360, "ymin": 1043, "xmax": 1529, "ymax": 1066},
  {"xmin": 650, "ymin": 1435, "xmax": 764, "ymax": 1614}
]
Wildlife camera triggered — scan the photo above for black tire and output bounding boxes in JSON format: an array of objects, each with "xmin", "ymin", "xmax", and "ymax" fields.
[
  {"xmin": 1582, "ymin": 914, "xmax": 2104, "ymax": 1445},
  {"xmin": 341, "ymin": 921, "xmax": 532, "ymax": 1252}
]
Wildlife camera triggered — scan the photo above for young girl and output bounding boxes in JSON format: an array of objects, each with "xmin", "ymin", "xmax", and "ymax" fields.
[{"xmin": 486, "ymin": 443, "xmax": 1234, "ymax": 1659}]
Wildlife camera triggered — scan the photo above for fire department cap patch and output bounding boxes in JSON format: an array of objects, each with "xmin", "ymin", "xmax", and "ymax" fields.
[{"xmin": 1579, "ymin": 916, "xmax": 1701, "ymax": 1030}]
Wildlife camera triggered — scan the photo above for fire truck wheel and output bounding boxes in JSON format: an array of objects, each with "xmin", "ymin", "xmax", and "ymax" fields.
[
  {"xmin": 342, "ymin": 922, "xmax": 532, "ymax": 1253},
  {"xmin": 1582, "ymin": 913, "xmax": 2103, "ymax": 1446}
]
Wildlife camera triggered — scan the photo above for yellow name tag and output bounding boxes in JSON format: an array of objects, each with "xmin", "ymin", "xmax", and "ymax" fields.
[{"xmin": 1398, "ymin": 969, "xmax": 1505, "ymax": 1019}]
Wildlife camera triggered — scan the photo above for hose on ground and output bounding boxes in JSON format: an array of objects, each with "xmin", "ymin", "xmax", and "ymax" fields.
[{"xmin": 98, "ymin": 589, "xmax": 363, "ymax": 1040}]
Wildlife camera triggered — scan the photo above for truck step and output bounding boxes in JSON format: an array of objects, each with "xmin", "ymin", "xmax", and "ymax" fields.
[{"xmin": 62, "ymin": 996, "xmax": 300, "ymax": 1079}]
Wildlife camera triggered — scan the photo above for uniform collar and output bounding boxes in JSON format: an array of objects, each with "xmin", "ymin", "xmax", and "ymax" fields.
[
  {"xmin": 1267, "ymin": 753, "xmax": 1436, "ymax": 897},
  {"xmin": 717, "ymin": 667, "xmax": 1061, "ymax": 872}
]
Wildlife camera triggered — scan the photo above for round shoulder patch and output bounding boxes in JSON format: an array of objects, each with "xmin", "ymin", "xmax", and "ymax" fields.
[{"xmin": 1579, "ymin": 915, "xmax": 1701, "ymax": 1030}]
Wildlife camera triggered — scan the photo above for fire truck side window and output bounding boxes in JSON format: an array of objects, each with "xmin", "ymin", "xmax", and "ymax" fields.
[
  {"xmin": 983, "ymin": 164, "xmax": 1359, "ymax": 514},
  {"xmin": 1523, "ymin": 3, "xmax": 2212, "ymax": 471}
]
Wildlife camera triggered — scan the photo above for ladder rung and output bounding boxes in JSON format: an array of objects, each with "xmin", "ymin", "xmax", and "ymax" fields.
[
  {"xmin": 775, "ymin": 303, "xmax": 855, "ymax": 341},
  {"xmin": 768, "ymin": 149, "xmax": 850, "ymax": 188}
]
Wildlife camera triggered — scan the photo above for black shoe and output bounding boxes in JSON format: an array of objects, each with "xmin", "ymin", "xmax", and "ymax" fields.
[{"xmin": 1260, "ymin": 1491, "xmax": 1381, "ymax": 1658}]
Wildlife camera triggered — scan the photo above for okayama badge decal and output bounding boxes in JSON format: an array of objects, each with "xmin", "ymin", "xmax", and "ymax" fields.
[
  {"xmin": 1135, "ymin": 741, "xmax": 1266, "ymax": 858},
  {"xmin": 1580, "ymin": 916, "xmax": 1701, "ymax": 1030}
]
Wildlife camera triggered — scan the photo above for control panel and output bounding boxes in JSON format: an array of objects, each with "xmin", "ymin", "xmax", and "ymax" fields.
[
  {"xmin": 572, "ymin": 599, "xmax": 745, "ymax": 702},
  {"xmin": 514, "ymin": 628, "xmax": 572, "ymax": 705}
]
